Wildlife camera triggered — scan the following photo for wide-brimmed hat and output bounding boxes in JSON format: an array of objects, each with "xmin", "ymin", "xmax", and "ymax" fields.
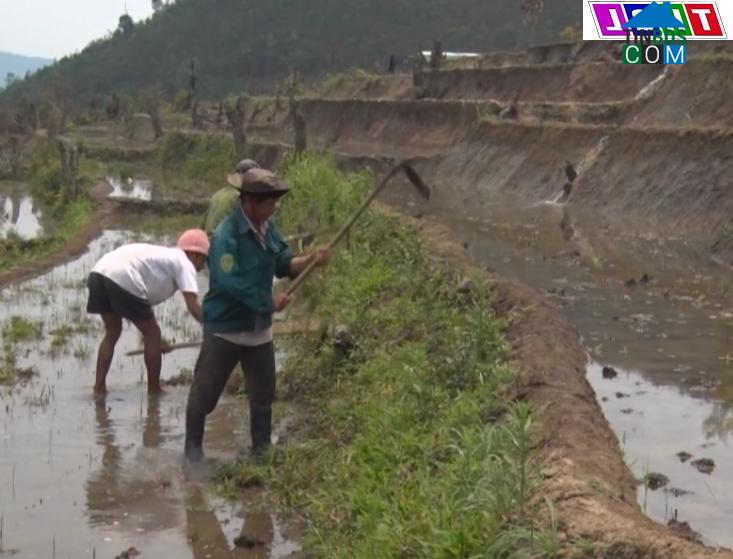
[
  {"xmin": 234, "ymin": 158, "xmax": 260, "ymax": 173},
  {"xmin": 227, "ymin": 168, "xmax": 290, "ymax": 197}
]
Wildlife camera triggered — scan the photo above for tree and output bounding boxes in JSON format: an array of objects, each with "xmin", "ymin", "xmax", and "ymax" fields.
[
  {"xmin": 118, "ymin": 14, "xmax": 134, "ymax": 38},
  {"xmin": 152, "ymin": 0, "xmax": 165, "ymax": 12},
  {"xmin": 141, "ymin": 88, "xmax": 164, "ymax": 139},
  {"xmin": 5, "ymin": 72, "xmax": 17, "ymax": 88},
  {"xmin": 224, "ymin": 95, "xmax": 246, "ymax": 161}
]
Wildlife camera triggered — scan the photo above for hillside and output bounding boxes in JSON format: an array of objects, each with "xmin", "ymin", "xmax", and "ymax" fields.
[
  {"xmin": 0, "ymin": 0, "xmax": 579, "ymax": 106},
  {"xmin": 0, "ymin": 52, "xmax": 52, "ymax": 89}
]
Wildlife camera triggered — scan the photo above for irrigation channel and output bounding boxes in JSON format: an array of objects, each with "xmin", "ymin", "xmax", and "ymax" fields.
[{"xmin": 394, "ymin": 189, "xmax": 733, "ymax": 549}]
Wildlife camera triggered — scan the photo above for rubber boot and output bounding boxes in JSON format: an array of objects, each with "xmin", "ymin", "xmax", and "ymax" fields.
[
  {"xmin": 250, "ymin": 404, "xmax": 272, "ymax": 455},
  {"xmin": 185, "ymin": 407, "xmax": 206, "ymax": 462}
]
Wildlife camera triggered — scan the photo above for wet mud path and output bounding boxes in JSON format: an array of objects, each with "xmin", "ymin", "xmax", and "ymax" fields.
[{"xmin": 0, "ymin": 231, "xmax": 301, "ymax": 558}]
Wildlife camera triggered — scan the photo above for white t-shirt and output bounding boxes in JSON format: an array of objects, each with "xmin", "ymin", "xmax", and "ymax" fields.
[{"xmin": 92, "ymin": 243, "xmax": 199, "ymax": 305}]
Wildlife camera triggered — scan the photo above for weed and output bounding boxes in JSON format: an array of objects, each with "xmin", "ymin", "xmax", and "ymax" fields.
[
  {"xmin": 214, "ymin": 155, "xmax": 543, "ymax": 557},
  {"xmin": 2, "ymin": 316, "xmax": 43, "ymax": 343}
]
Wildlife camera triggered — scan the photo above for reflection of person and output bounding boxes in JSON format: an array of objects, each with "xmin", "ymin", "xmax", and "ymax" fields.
[
  {"xmin": 185, "ymin": 170, "xmax": 329, "ymax": 462},
  {"xmin": 201, "ymin": 159, "xmax": 261, "ymax": 235},
  {"xmin": 85, "ymin": 402, "xmax": 122, "ymax": 518},
  {"xmin": 86, "ymin": 229, "xmax": 209, "ymax": 396},
  {"xmin": 87, "ymin": 398, "xmax": 177, "ymax": 532},
  {"xmin": 142, "ymin": 397, "xmax": 162, "ymax": 449},
  {"xmin": 185, "ymin": 484, "xmax": 275, "ymax": 558}
]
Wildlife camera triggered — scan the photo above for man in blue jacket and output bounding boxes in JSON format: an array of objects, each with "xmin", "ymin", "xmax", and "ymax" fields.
[{"xmin": 185, "ymin": 168, "xmax": 328, "ymax": 462}]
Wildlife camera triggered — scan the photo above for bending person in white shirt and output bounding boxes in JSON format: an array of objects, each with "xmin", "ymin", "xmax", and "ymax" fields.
[{"xmin": 86, "ymin": 229, "xmax": 209, "ymax": 396}]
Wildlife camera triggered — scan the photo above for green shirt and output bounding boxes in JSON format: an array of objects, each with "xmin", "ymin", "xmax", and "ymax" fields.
[
  {"xmin": 203, "ymin": 207, "xmax": 293, "ymax": 334},
  {"xmin": 202, "ymin": 187, "xmax": 240, "ymax": 235}
]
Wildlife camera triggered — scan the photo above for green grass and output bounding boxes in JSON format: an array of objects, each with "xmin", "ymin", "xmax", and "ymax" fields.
[
  {"xmin": 2, "ymin": 316, "xmax": 43, "ymax": 343},
  {"xmin": 214, "ymin": 155, "xmax": 555, "ymax": 558}
]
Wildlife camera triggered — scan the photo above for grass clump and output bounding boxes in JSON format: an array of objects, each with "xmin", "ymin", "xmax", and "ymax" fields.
[
  {"xmin": 2, "ymin": 316, "xmax": 43, "ymax": 343},
  {"xmin": 215, "ymin": 155, "xmax": 554, "ymax": 558}
]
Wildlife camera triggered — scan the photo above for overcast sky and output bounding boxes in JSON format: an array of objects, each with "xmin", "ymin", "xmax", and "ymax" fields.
[{"xmin": 0, "ymin": 0, "xmax": 156, "ymax": 59}]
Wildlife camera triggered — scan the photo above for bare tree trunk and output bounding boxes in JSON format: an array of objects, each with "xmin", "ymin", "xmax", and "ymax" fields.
[
  {"xmin": 225, "ymin": 95, "xmax": 247, "ymax": 161},
  {"xmin": 289, "ymin": 98, "xmax": 307, "ymax": 157},
  {"xmin": 56, "ymin": 137, "xmax": 79, "ymax": 198},
  {"xmin": 143, "ymin": 90, "xmax": 164, "ymax": 139}
]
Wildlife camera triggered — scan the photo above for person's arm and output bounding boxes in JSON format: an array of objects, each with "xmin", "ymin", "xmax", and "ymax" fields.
[
  {"xmin": 289, "ymin": 247, "xmax": 330, "ymax": 277},
  {"xmin": 182, "ymin": 291, "xmax": 203, "ymax": 323}
]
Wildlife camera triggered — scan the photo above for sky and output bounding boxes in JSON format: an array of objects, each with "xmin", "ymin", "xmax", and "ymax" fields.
[{"xmin": 0, "ymin": 0, "xmax": 156, "ymax": 60}]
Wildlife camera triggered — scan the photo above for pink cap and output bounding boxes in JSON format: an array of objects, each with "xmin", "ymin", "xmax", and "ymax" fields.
[{"xmin": 177, "ymin": 229, "xmax": 210, "ymax": 256}]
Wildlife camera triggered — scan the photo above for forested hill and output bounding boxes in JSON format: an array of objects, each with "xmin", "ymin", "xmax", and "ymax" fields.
[{"xmin": 0, "ymin": 0, "xmax": 580, "ymax": 106}]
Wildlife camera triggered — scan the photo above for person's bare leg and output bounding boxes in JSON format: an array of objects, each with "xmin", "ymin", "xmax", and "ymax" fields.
[
  {"xmin": 132, "ymin": 317, "xmax": 163, "ymax": 394},
  {"xmin": 94, "ymin": 313, "xmax": 122, "ymax": 396}
]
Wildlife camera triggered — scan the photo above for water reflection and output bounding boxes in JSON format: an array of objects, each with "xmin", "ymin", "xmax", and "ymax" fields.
[
  {"xmin": 0, "ymin": 191, "xmax": 44, "ymax": 239},
  {"xmin": 107, "ymin": 177, "xmax": 153, "ymax": 201},
  {"xmin": 185, "ymin": 484, "xmax": 296, "ymax": 559},
  {"xmin": 86, "ymin": 396, "xmax": 180, "ymax": 533}
]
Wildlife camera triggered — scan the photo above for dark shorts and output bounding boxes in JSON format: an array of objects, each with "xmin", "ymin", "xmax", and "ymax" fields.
[{"xmin": 86, "ymin": 272, "xmax": 154, "ymax": 321}]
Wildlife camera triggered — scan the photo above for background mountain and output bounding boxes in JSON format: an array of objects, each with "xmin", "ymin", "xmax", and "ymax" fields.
[
  {"xmin": 0, "ymin": 52, "xmax": 52, "ymax": 90},
  {"xmin": 0, "ymin": 0, "xmax": 580, "ymax": 106}
]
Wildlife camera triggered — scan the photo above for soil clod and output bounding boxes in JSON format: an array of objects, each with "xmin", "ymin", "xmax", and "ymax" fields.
[
  {"xmin": 676, "ymin": 451, "xmax": 693, "ymax": 463},
  {"xmin": 691, "ymin": 458, "xmax": 715, "ymax": 474},
  {"xmin": 644, "ymin": 472, "xmax": 670, "ymax": 490}
]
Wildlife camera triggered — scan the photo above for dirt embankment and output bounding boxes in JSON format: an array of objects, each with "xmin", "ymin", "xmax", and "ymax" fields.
[
  {"xmin": 414, "ymin": 213, "xmax": 733, "ymax": 558},
  {"xmin": 318, "ymin": 64, "xmax": 663, "ymax": 104},
  {"xmin": 246, "ymin": 51, "xmax": 733, "ymax": 261}
]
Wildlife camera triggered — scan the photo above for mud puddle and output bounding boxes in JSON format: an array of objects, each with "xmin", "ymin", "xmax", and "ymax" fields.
[
  {"xmin": 408, "ymin": 201, "xmax": 733, "ymax": 549},
  {"xmin": 0, "ymin": 231, "xmax": 300, "ymax": 558},
  {"xmin": 0, "ymin": 182, "xmax": 45, "ymax": 239},
  {"xmin": 106, "ymin": 177, "xmax": 153, "ymax": 201}
]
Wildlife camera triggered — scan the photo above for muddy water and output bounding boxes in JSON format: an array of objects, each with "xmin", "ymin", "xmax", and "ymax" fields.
[
  {"xmin": 106, "ymin": 177, "xmax": 153, "ymax": 201},
  {"xmin": 403, "ymin": 198, "xmax": 733, "ymax": 549},
  {"xmin": 0, "ymin": 231, "xmax": 301, "ymax": 558},
  {"xmin": 0, "ymin": 183, "xmax": 44, "ymax": 239}
]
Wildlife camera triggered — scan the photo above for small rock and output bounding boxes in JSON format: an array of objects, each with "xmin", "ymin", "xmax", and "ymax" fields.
[
  {"xmin": 621, "ymin": 408, "xmax": 634, "ymax": 414},
  {"xmin": 461, "ymin": 241, "xmax": 469, "ymax": 250},
  {"xmin": 615, "ymin": 392, "xmax": 629, "ymax": 399},
  {"xmin": 640, "ymin": 273, "xmax": 652, "ymax": 285},
  {"xmin": 624, "ymin": 278, "xmax": 638, "ymax": 288},
  {"xmin": 691, "ymin": 458, "xmax": 715, "ymax": 474},
  {"xmin": 601, "ymin": 396, "xmax": 609, "ymax": 402},
  {"xmin": 676, "ymin": 451, "xmax": 693, "ymax": 463},
  {"xmin": 602, "ymin": 366, "xmax": 619, "ymax": 379}
]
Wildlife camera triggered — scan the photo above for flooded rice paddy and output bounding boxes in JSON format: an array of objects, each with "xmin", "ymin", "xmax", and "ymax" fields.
[{"xmin": 0, "ymin": 230, "xmax": 300, "ymax": 558}]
